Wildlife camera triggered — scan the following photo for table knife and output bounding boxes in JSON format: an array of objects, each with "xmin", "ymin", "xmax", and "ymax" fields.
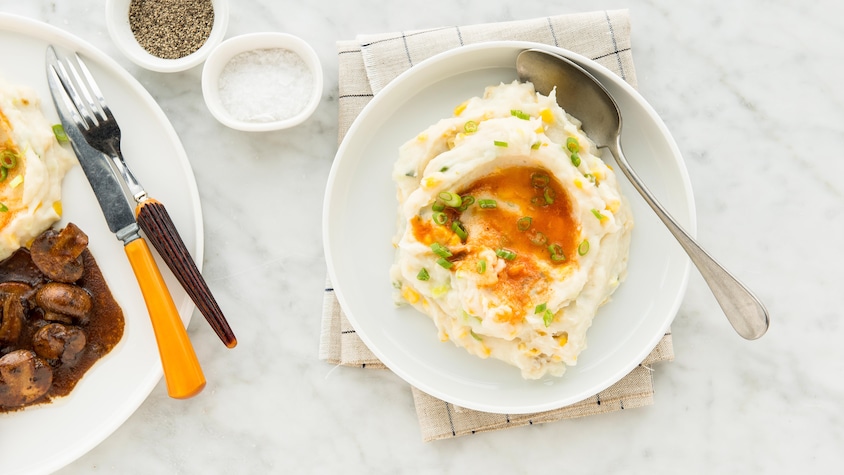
[{"xmin": 46, "ymin": 63, "xmax": 205, "ymax": 399}]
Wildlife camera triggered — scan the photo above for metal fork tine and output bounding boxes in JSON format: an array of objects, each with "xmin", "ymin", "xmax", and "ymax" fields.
[
  {"xmin": 53, "ymin": 59, "xmax": 97, "ymax": 131},
  {"xmin": 74, "ymin": 54, "xmax": 113, "ymax": 123},
  {"xmin": 63, "ymin": 58, "xmax": 102, "ymax": 128},
  {"xmin": 47, "ymin": 65, "xmax": 85, "ymax": 129}
]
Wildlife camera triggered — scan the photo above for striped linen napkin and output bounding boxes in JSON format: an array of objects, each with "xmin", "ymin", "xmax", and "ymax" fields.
[{"xmin": 321, "ymin": 9, "xmax": 674, "ymax": 441}]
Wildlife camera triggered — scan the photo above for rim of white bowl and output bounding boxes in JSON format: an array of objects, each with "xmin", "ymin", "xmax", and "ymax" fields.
[
  {"xmin": 105, "ymin": 0, "xmax": 229, "ymax": 73},
  {"xmin": 201, "ymin": 32, "xmax": 324, "ymax": 131}
]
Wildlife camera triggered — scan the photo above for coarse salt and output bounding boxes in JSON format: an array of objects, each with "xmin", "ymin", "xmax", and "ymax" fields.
[{"xmin": 217, "ymin": 48, "xmax": 313, "ymax": 123}]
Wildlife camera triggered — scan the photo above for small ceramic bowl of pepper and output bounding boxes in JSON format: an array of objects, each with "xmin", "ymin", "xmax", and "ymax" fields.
[
  {"xmin": 105, "ymin": 0, "xmax": 229, "ymax": 73},
  {"xmin": 201, "ymin": 32, "xmax": 323, "ymax": 131}
]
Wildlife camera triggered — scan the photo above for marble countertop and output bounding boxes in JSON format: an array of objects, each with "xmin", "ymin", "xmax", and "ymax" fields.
[{"xmin": 1, "ymin": 1, "xmax": 841, "ymax": 473}]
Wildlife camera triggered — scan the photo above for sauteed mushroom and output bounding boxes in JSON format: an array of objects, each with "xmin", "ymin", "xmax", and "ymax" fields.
[
  {"xmin": 30, "ymin": 223, "xmax": 88, "ymax": 283},
  {"xmin": 0, "ymin": 350, "xmax": 53, "ymax": 408},
  {"xmin": 0, "ymin": 294, "xmax": 25, "ymax": 346},
  {"xmin": 35, "ymin": 282, "xmax": 93, "ymax": 323},
  {"xmin": 0, "ymin": 223, "xmax": 125, "ymax": 412},
  {"xmin": 32, "ymin": 323, "xmax": 87, "ymax": 364}
]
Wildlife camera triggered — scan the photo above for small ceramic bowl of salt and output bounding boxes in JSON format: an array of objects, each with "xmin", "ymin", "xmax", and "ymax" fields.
[{"xmin": 202, "ymin": 32, "xmax": 323, "ymax": 131}]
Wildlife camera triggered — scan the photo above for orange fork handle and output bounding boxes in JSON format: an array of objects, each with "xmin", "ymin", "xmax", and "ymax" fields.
[{"xmin": 125, "ymin": 238, "xmax": 206, "ymax": 399}]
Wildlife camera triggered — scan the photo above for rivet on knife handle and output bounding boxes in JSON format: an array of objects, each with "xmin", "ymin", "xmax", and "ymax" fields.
[
  {"xmin": 136, "ymin": 199, "xmax": 237, "ymax": 348},
  {"xmin": 124, "ymin": 238, "xmax": 206, "ymax": 399}
]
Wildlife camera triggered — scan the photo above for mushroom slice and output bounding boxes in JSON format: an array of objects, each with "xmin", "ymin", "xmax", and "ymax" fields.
[
  {"xmin": 0, "ymin": 350, "xmax": 53, "ymax": 408},
  {"xmin": 33, "ymin": 323, "xmax": 87, "ymax": 364},
  {"xmin": 0, "ymin": 295, "xmax": 25, "ymax": 346},
  {"xmin": 30, "ymin": 223, "xmax": 89, "ymax": 283}
]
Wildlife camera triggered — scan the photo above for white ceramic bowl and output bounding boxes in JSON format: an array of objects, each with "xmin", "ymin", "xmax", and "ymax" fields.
[
  {"xmin": 105, "ymin": 0, "xmax": 229, "ymax": 72},
  {"xmin": 201, "ymin": 32, "xmax": 323, "ymax": 131}
]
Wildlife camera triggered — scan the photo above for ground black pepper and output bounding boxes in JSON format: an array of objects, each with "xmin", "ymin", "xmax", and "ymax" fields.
[{"xmin": 128, "ymin": 0, "xmax": 214, "ymax": 60}]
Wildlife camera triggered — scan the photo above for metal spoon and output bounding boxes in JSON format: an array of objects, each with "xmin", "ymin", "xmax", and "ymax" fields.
[{"xmin": 516, "ymin": 49, "xmax": 769, "ymax": 340}]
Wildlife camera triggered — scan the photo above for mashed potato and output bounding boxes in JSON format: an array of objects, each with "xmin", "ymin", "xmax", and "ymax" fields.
[
  {"xmin": 390, "ymin": 81, "xmax": 633, "ymax": 379},
  {"xmin": 0, "ymin": 78, "xmax": 76, "ymax": 260}
]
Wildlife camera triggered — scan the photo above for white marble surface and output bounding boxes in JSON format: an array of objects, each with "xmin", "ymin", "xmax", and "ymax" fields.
[{"xmin": 0, "ymin": 0, "xmax": 841, "ymax": 473}]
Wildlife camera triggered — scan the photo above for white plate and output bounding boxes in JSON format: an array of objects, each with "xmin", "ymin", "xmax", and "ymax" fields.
[
  {"xmin": 324, "ymin": 42, "xmax": 695, "ymax": 414},
  {"xmin": 0, "ymin": 14, "xmax": 202, "ymax": 475}
]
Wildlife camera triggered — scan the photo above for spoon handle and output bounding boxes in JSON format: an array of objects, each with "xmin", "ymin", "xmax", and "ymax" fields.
[{"xmin": 607, "ymin": 137, "xmax": 769, "ymax": 339}]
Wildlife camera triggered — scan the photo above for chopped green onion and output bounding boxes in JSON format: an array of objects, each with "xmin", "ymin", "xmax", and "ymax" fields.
[
  {"xmin": 510, "ymin": 109, "xmax": 530, "ymax": 120},
  {"xmin": 417, "ymin": 268, "xmax": 430, "ymax": 281},
  {"xmin": 438, "ymin": 191, "xmax": 462, "ymax": 208},
  {"xmin": 0, "ymin": 167, "xmax": 6, "ymax": 181},
  {"xmin": 477, "ymin": 259, "xmax": 487, "ymax": 274},
  {"xmin": 470, "ymin": 330, "xmax": 483, "ymax": 341},
  {"xmin": 591, "ymin": 209, "xmax": 606, "ymax": 220},
  {"xmin": 0, "ymin": 202, "xmax": 7, "ymax": 212},
  {"xmin": 583, "ymin": 173, "xmax": 596, "ymax": 183},
  {"xmin": 578, "ymin": 240, "xmax": 590, "ymax": 256},
  {"xmin": 493, "ymin": 140, "xmax": 508, "ymax": 147},
  {"xmin": 432, "ymin": 284, "xmax": 450, "ymax": 298},
  {"xmin": 458, "ymin": 195, "xmax": 475, "ymax": 211},
  {"xmin": 496, "ymin": 248, "xmax": 517, "ymax": 261},
  {"xmin": 440, "ymin": 166, "xmax": 449, "ymax": 172},
  {"xmin": 436, "ymin": 257, "xmax": 453, "ymax": 269},
  {"xmin": 432, "ymin": 211, "xmax": 448, "ymax": 225},
  {"xmin": 534, "ymin": 303, "xmax": 547, "ymax": 314},
  {"xmin": 431, "ymin": 242, "xmax": 452, "ymax": 258},
  {"xmin": 432, "ymin": 202, "xmax": 445, "ymax": 212},
  {"xmin": 570, "ymin": 151, "xmax": 581, "ymax": 167},
  {"xmin": 548, "ymin": 243, "xmax": 566, "ymax": 262},
  {"xmin": 530, "ymin": 195, "xmax": 548, "ymax": 207},
  {"xmin": 543, "ymin": 309, "xmax": 554, "ymax": 327},
  {"xmin": 0, "ymin": 150, "xmax": 17, "ymax": 169},
  {"xmin": 529, "ymin": 231, "xmax": 548, "ymax": 246},
  {"xmin": 478, "ymin": 199, "xmax": 497, "ymax": 209},
  {"xmin": 464, "ymin": 120, "xmax": 478, "ymax": 133},
  {"xmin": 530, "ymin": 172, "xmax": 550, "ymax": 188},
  {"xmin": 566, "ymin": 136, "xmax": 580, "ymax": 153},
  {"xmin": 517, "ymin": 216, "xmax": 532, "ymax": 231},
  {"xmin": 405, "ymin": 170, "xmax": 417, "ymax": 177},
  {"xmin": 531, "ymin": 142, "xmax": 542, "ymax": 150},
  {"xmin": 52, "ymin": 124, "xmax": 69, "ymax": 143},
  {"xmin": 544, "ymin": 186, "xmax": 555, "ymax": 205},
  {"xmin": 451, "ymin": 220, "xmax": 468, "ymax": 241}
]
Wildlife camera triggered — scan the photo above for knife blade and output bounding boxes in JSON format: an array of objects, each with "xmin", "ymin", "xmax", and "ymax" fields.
[{"xmin": 46, "ymin": 53, "xmax": 205, "ymax": 399}]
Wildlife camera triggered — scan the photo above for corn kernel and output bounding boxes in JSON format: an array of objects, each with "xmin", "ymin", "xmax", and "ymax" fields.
[
  {"xmin": 454, "ymin": 101, "xmax": 468, "ymax": 116},
  {"xmin": 574, "ymin": 178, "xmax": 583, "ymax": 189},
  {"xmin": 422, "ymin": 177, "xmax": 439, "ymax": 188},
  {"xmin": 52, "ymin": 200, "xmax": 62, "ymax": 216},
  {"xmin": 481, "ymin": 345, "xmax": 491, "ymax": 357},
  {"xmin": 557, "ymin": 332, "xmax": 569, "ymax": 346},
  {"xmin": 416, "ymin": 133, "xmax": 428, "ymax": 141},
  {"xmin": 607, "ymin": 200, "xmax": 620, "ymax": 213},
  {"xmin": 540, "ymin": 108, "xmax": 555, "ymax": 123},
  {"xmin": 401, "ymin": 286, "xmax": 420, "ymax": 304}
]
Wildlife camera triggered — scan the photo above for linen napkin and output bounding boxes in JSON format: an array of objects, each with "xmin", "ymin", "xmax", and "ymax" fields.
[{"xmin": 321, "ymin": 9, "xmax": 675, "ymax": 441}]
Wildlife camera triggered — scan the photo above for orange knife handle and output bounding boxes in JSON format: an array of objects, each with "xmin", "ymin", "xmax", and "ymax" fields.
[
  {"xmin": 136, "ymin": 199, "xmax": 237, "ymax": 348},
  {"xmin": 124, "ymin": 238, "xmax": 206, "ymax": 399}
]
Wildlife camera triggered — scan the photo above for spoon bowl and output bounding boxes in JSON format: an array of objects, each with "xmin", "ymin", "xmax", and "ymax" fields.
[{"xmin": 516, "ymin": 49, "xmax": 769, "ymax": 340}]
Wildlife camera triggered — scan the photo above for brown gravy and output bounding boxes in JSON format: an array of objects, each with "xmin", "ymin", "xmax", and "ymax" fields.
[{"xmin": 0, "ymin": 245, "xmax": 124, "ymax": 412}]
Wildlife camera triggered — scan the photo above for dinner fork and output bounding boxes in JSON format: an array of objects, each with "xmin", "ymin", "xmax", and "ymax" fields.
[{"xmin": 48, "ymin": 48, "xmax": 237, "ymax": 348}]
